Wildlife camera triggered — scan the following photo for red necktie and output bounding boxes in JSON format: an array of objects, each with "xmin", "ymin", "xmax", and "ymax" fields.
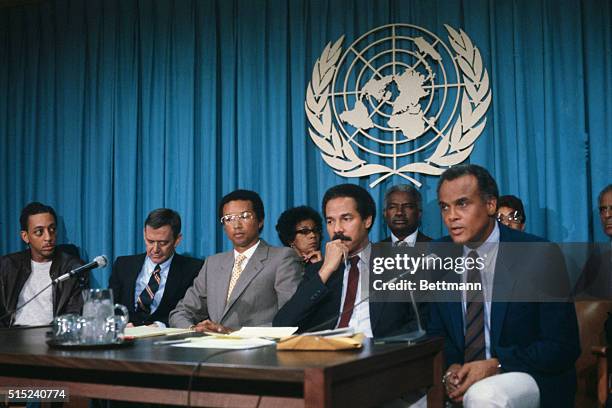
[{"xmin": 338, "ymin": 256, "xmax": 360, "ymax": 328}]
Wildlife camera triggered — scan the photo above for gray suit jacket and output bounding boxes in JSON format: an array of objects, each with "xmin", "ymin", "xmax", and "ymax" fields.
[{"xmin": 169, "ymin": 240, "xmax": 303, "ymax": 328}]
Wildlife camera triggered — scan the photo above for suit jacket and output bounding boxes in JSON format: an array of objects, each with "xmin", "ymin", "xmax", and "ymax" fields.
[
  {"xmin": 426, "ymin": 223, "xmax": 580, "ymax": 408},
  {"xmin": 380, "ymin": 230, "xmax": 432, "ymax": 243},
  {"xmin": 109, "ymin": 253, "xmax": 203, "ymax": 326},
  {"xmin": 573, "ymin": 244, "xmax": 612, "ymax": 299},
  {"xmin": 169, "ymin": 240, "xmax": 303, "ymax": 329},
  {"xmin": 0, "ymin": 247, "xmax": 87, "ymax": 327},
  {"xmin": 273, "ymin": 255, "xmax": 423, "ymax": 337}
]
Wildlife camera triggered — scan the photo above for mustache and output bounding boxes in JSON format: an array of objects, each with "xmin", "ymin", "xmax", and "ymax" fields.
[{"xmin": 332, "ymin": 233, "xmax": 352, "ymax": 242}]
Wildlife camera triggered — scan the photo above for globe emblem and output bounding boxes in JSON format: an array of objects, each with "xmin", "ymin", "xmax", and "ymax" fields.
[
  {"xmin": 306, "ymin": 24, "xmax": 491, "ymax": 187},
  {"xmin": 332, "ymin": 24, "xmax": 460, "ymax": 158}
]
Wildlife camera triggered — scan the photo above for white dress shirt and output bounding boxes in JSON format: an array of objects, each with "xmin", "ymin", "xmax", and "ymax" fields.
[{"xmin": 391, "ymin": 229, "xmax": 419, "ymax": 247}]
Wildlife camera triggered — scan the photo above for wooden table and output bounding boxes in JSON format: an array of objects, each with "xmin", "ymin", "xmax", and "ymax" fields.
[{"xmin": 0, "ymin": 327, "xmax": 444, "ymax": 407}]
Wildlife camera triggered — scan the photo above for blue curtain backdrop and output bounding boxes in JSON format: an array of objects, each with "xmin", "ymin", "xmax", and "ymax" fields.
[{"xmin": 0, "ymin": 0, "xmax": 609, "ymax": 288}]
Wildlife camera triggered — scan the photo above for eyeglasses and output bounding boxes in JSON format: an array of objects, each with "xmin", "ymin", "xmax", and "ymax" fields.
[
  {"xmin": 600, "ymin": 206, "xmax": 612, "ymax": 216},
  {"xmin": 295, "ymin": 227, "xmax": 321, "ymax": 236},
  {"xmin": 496, "ymin": 210, "xmax": 524, "ymax": 224},
  {"xmin": 220, "ymin": 211, "xmax": 254, "ymax": 225}
]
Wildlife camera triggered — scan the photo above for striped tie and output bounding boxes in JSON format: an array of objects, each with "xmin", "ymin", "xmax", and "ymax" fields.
[
  {"xmin": 136, "ymin": 263, "xmax": 161, "ymax": 314},
  {"xmin": 464, "ymin": 250, "xmax": 485, "ymax": 362}
]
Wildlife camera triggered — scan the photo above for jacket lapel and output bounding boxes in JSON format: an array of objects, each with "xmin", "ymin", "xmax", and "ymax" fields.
[
  {"xmin": 222, "ymin": 241, "xmax": 268, "ymax": 318},
  {"xmin": 490, "ymin": 243, "xmax": 519, "ymax": 349},
  {"xmin": 156, "ymin": 254, "xmax": 182, "ymax": 311},
  {"xmin": 127, "ymin": 254, "xmax": 147, "ymax": 313}
]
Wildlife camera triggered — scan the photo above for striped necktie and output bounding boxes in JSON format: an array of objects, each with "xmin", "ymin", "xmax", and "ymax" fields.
[
  {"xmin": 136, "ymin": 263, "xmax": 161, "ymax": 314},
  {"xmin": 464, "ymin": 250, "xmax": 485, "ymax": 362}
]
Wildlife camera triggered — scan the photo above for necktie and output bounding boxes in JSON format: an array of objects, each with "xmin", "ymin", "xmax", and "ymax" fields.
[
  {"xmin": 227, "ymin": 254, "xmax": 247, "ymax": 301},
  {"xmin": 464, "ymin": 250, "xmax": 485, "ymax": 362},
  {"xmin": 338, "ymin": 256, "xmax": 360, "ymax": 328},
  {"xmin": 395, "ymin": 240, "xmax": 409, "ymax": 247},
  {"xmin": 136, "ymin": 263, "xmax": 161, "ymax": 314}
]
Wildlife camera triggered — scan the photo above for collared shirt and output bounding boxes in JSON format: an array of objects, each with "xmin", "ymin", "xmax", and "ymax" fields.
[
  {"xmin": 391, "ymin": 229, "xmax": 419, "ymax": 247},
  {"xmin": 461, "ymin": 222, "xmax": 500, "ymax": 359},
  {"xmin": 14, "ymin": 260, "xmax": 53, "ymax": 326},
  {"xmin": 134, "ymin": 254, "xmax": 174, "ymax": 313},
  {"xmin": 233, "ymin": 239, "xmax": 261, "ymax": 271},
  {"xmin": 337, "ymin": 242, "xmax": 374, "ymax": 337}
]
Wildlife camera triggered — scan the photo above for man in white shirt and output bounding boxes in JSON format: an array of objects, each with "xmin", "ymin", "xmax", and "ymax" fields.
[
  {"xmin": 274, "ymin": 184, "xmax": 421, "ymax": 337},
  {"xmin": 0, "ymin": 202, "xmax": 86, "ymax": 327},
  {"xmin": 381, "ymin": 184, "xmax": 431, "ymax": 246}
]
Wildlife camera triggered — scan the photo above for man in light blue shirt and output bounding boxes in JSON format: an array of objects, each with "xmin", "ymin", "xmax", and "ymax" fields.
[{"xmin": 109, "ymin": 208, "xmax": 203, "ymax": 326}]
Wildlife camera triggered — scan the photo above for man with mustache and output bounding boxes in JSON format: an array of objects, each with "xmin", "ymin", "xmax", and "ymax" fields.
[
  {"xmin": 381, "ymin": 184, "xmax": 431, "ymax": 246},
  {"xmin": 0, "ymin": 202, "xmax": 86, "ymax": 327},
  {"xmin": 274, "ymin": 184, "xmax": 421, "ymax": 337}
]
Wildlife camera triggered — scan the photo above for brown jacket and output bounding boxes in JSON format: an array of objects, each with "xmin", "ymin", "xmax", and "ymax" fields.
[{"xmin": 0, "ymin": 247, "xmax": 87, "ymax": 327}]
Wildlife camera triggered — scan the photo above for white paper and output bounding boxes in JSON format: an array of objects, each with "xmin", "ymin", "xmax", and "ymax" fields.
[
  {"xmin": 172, "ymin": 336, "xmax": 275, "ymax": 349},
  {"xmin": 230, "ymin": 326, "xmax": 298, "ymax": 339},
  {"xmin": 124, "ymin": 326, "xmax": 192, "ymax": 338}
]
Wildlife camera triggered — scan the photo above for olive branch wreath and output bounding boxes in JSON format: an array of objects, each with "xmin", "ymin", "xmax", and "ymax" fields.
[{"xmin": 305, "ymin": 25, "xmax": 491, "ymax": 188}]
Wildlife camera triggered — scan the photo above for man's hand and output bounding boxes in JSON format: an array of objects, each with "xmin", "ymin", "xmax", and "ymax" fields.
[
  {"xmin": 126, "ymin": 322, "xmax": 135, "ymax": 328},
  {"xmin": 443, "ymin": 363, "xmax": 462, "ymax": 397},
  {"xmin": 303, "ymin": 250, "xmax": 323, "ymax": 264},
  {"xmin": 318, "ymin": 240, "xmax": 349, "ymax": 283},
  {"xmin": 193, "ymin": 319, "xmax": 233, "ymax": 334},
  {"xmin": 448, "ymin": 358, "xmax": 500, "ymax": 402}
]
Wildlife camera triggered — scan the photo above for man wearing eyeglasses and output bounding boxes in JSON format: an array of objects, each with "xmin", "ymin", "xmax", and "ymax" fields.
[
  {"xmin": 169, "ymin": 189, "xmax": 303, "ymax": 333},
  {"xmin": 496, "ymin": 195, "xmax": 526, "ymax": 231},
  {"xmin": 380, "ymin": 184, "xmax": 431, "ymax": 246}
]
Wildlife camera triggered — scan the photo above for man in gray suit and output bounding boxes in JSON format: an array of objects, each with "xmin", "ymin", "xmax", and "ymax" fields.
[{"xmin": 169, "ymin": 189, "xmax": 303, "ymax": 332}]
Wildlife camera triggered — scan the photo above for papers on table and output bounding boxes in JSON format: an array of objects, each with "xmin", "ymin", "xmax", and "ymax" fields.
[
  {"xmin": 230, "ymin": 326, "xmax": 297, "ymax": 339},
  {"xmin": 124, "ymin": 326, "xmax": 192, "ymax": 339},
  {"xmin": 172, "ymin": 336, "xmax": 275, "ymax": 349}
]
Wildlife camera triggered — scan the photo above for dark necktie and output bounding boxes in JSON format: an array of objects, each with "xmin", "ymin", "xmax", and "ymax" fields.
[
  {"xmin": 464, "ymin": 250, "xmax": 486, "ymax": 362},
  {"xmin": 136, "ymin": 263, "xmax": 161, "ymax": 314},
  {"xmin": 338, "ymin": 256, "xmax": 360, "ymax": 328}
]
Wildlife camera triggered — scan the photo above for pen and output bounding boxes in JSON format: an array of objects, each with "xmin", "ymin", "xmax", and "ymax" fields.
[{"xmin": 153, "ymin": 339, "xmax": 191, "ymax": 346}]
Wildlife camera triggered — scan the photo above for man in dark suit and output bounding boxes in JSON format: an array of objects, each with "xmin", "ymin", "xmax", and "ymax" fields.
[
  {"xmin": 427, "ymin": 164, "xmax": 580, "ymax": 407},
  {"xmin": 274, "ymin": 184, "xmax": 421, "ymax": 337},
  {"xmin": 109, "ymin": 208, "xmax": 202, "ymax": 327},
  {"xmin": 574, "ymin": 184, "xmax": 612, "ymax": 299},
  {"xmin": 380, "ymin": 184, "xmax": 431, "ymax": 246}
]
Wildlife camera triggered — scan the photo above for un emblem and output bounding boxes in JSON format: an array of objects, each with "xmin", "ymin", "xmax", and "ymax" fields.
[{"xmin": 305, "ymin": 24, "xmax": 491, "ymax": 187}]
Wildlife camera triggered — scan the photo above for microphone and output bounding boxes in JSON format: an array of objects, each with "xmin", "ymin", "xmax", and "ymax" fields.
[{"xmin": 53, "ymin": 255, "xmax": 108, "ymax": 284}]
